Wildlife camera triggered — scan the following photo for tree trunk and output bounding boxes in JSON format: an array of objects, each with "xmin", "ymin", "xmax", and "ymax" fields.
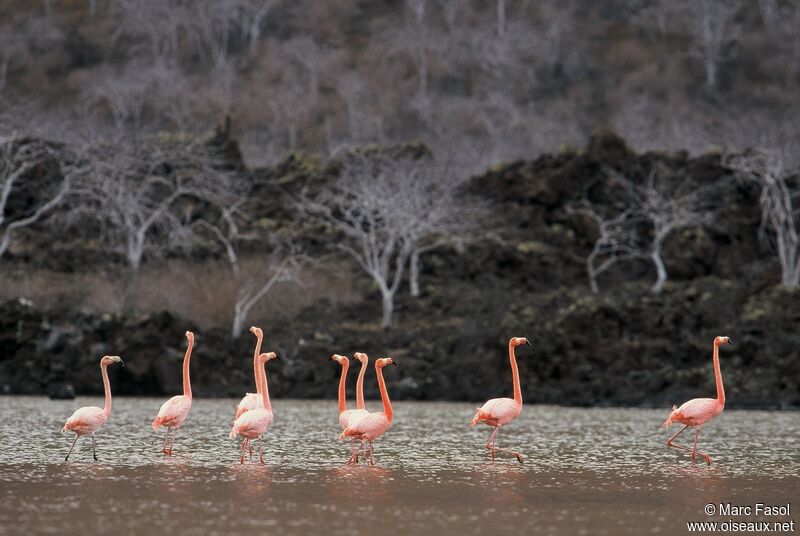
[
  {"xmin": 705, "ymin": 57, "xmax": 717, "ymax": 89},
  {"xmin": 380, "ymin": 289, "xmax": 394, "ymax": 329},
  {"xmin": 651, "ymin": 249, "xmax": 667, "ymax": 293},
  {"xmin": 497, "ymin": 0, "xmax": 506, "ymax": 38},
  {"xmin": 232, "ymin": 303, "xmax": 245, "ymax": 339},
  {"xmin": 409, "ymin": 248, "xmax": 420, "ymax": 297},
  {"xmin": 417, "ymin": 53, "xmax": 428, "ymax": 98}
]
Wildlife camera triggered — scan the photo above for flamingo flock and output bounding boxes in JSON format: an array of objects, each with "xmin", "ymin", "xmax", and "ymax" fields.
[{"xmin": 60, "ymin": 329, "xmax": 733, "ymax": 467}]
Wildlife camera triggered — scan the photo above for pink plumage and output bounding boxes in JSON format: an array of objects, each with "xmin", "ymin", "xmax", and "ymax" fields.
[
  {"xmin": 471, "ymin": 397, "xmax": 521, "ymax": 427},
  {"xmin": 339, "ymin": 357, "xmax": 397, "ymax": 465},
  {"xmin": 331, "ymin": 353, "xmax": 369, "ymax": 464},
  {"xmin": 151, "ymin": 331, "xmax": 194, "ymax": 455},
  {"xmin": 471, "ymin": 337, "xmax": 531, "ymax": 463},
  {"xmin": 235, "ymin": 393, "xmax": 263, "ymax": 420},
  {"xmin": 662, "ymin": 397, "xmax": 721, "ymax": 428},
  {"xmin": 63, "ymin": 406, "xmax": 107, "ymax": 436},
  {"xmin": 62, "ymin": 355, "xmax": 123, "ymax": 462},
  {"xmin": 152, "ymin": 395, "xmax": 192, "ymax": 430},
  {"xmin": 230, "ymin": 408, "xmax": 273, "ymax": 439},
  {"xmin": 663, "ymin": 336, "xmax": 731, "ymax": 465},
  {"xmin": 229, "ymin": 340, "xmax": 278, "ymax": 464}
]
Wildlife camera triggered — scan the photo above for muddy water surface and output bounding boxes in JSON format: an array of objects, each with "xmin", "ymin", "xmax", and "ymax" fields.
[{"xmin": 0, "ymin": 398, "xmax": 797, "ymax": 535}]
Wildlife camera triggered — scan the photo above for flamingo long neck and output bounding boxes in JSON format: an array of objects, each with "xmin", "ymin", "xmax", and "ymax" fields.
[
  {"xmin": 101, "ymin": 362, "xmax": 112, "ymax": 418},
  {"xmin": 376, "ymin": 364, "xmax": 392, "ymax": 422},
  {"xmin": 252, "ymin": 334, "xmax": 263, "ymax": 393},
  {"xmin": 182, "ymin": 338, "xmax": 193, "ymax": 399},
  {"xmin": 510, "ymin": 342, "xmax": 522, "ymax": 405},
  {"xmin": 337, "ymin": 360, "xmax": 349, "ymax": 414},
  {"xmin": 356, "ymin": 357, "xmax": 367, "ymax": 410},
  {"xmin": 260, "ymin": 358, "xmax": 272, "ymax": 412},
  {"xmin": 713, "ymin": 342, "xmax": 725, "ymax": 406}
]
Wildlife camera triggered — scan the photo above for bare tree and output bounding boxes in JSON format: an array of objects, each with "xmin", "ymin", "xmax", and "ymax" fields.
[
  {"xmin": 75, "ymin": 140, "xmax": 203, "ymax": 277},
  {"xmin": 726, "ymin": 150, "xmax": 800, "ymax": 288},
  {"xmin": 683, "ymin": 0, "xmax": 740, "ymax": 89},
  {"xmin": 0, "ymin": 137, "xmax": 73, "ymax": 260},
  {"xmin": 335, "ymin": 71, "xmax": 365, "ymax": 141},
  {"xmin": 237, "ymin": 0, "xmax": 277, "ymax": 55},
  {"xmin": 191, "ymin": 197, "xmax": 306, "ymax": 338},
  {"xmin": 112, "ymin": 0, "xmax": 190, "ymax": 63},
  {"xmin": 757, "ymin": 0, "xmax": 780, "ymax": 32},
  {"xmin": 569, "ymin": 202, "xmax": 639, "ymax": 294},
  {"xmin": 384, "ymin": 13, "xmax": 445, "ymax": 99},
  {"xmin": 607, "ymin": 166, "xmax": 717, "ymax": 293},
  {"xmin": 396, "ymin": 160, "xmax": 479, "ymax": 297},
  {"xmin": 284, "ymin": 37, "xmax": 328, "ymax": 102},
  {"xmin": 299, "ymin": 154, "xmax": 416, "ymax": 328}
]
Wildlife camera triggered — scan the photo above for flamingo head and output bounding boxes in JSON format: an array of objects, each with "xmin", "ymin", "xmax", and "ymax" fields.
[
  {"xmin": 714, "ymin": 336, "xmax": 733, "ymax": 347},
  {"xmin": 376, "ymin": 357, "xmax": 397, "ymax": 369},
  {"xmin": 185, "ymin": 330, "xmax": 194, "ymax": 343},
  {"xmin": 249, "ymin": 326, "xmax": 263, "ymax": 338},
  {"xmin": 353, "ymin": 352, "xmax": 368, "ymax": 364},
  {"xmin": 510, "ymin": 337, "xmax": 532, "ymax": 348},
  {"xmin": 259, "ymin": 352, "xmax": 278, "ymax": 364},
  {"xmin": 330, "ymin": 354, "xmax": 348, "ymax": 366},
  {"xmin": 101, "ymin": 355, "xmax": 124, "ymax": 366}
]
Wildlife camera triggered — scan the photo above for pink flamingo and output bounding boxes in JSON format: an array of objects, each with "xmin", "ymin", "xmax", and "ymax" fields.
[
  {"xmin": 229, "ymin": 351, "xmax": 278, "ymax": 464},
  {"xmin": 62, "ymin": 355, "xmax": 124, "ymax": 462},
  {"xmin": 471, "ymin": 337, "xmax": 531, "ymax": 464},
  {"xmin": 663, "ymin": 336, "xmax": 732, "ymax": 465},
  {"xmin": 151, "ymin": 331, "xmax": 195, "ymax": 455},
  {"xmin": 331, "ymin": 353, "xmax": 369, "ymax": 463},
  {"xmin": 234, "ymin": 326, "xmax": 265, "ymax": 420},
  {"xmin": 341, "ymin": 357, "xmax": 398, "ymax": 465}
]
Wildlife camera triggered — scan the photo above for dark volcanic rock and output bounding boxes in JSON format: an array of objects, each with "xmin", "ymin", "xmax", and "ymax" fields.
[{"xmin": 0, "ymin": 134, "xmax": 797, "ymax": 409}]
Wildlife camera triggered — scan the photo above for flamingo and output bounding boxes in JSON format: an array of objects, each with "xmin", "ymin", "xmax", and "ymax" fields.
[
  {"xmin": 229, "ymin": 351, "xmax": 278, "ymax": 464},
  {"xmin": 341, "ymin": 357, "xmax": 398, "ymax": 465},
  {"xmin": 663, "ymin": 336, "xmax": 732, "ymax": 465},
  {"xmin": 331, "ymin": 353, "xmax": 369, "ymax": 464},
  {"xmin": 234, "ymin": 326, "xmax": 265, "ymax": 420},
  {"xmin": 471, "ymin": 337, "xmax": 531, "ymax": 464},
  {"xmin": 62, "ymin": 355, "xmax": 124, "ymax": 462},
  {"xmin": 151, "ymin": 331, "xmax": 195, "ymax": 455}
]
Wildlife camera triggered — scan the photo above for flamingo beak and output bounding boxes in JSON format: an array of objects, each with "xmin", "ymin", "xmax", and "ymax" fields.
[
  {"xmin": 525, "ymin": 339, "xmax": 532, "ymax": 347},
  {"xmin": 728, "ymin": 339, "xmax": 733, "ymax": 347},
  {"xmin": 391, "ymin": 361, "xmax": 399, "ymax": 367}
]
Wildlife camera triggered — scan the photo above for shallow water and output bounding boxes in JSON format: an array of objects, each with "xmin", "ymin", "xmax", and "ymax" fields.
[{"xmin": 0, "ymin": 397, "xmax": 797, "ymax": 535}]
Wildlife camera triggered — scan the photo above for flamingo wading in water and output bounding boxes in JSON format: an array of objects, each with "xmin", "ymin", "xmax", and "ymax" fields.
[
  {"xmin": 663, "ymin": 336, "xmax": 732, "ymax": 465},
  {"xmin": 331, "ymin": 353, "xmax": 369, "ymax": 464},
  {"xmin": 229, "ymin": 351, "xmax": 278, "ymax": 464},
  {"xmin": 235, "ymin": 326, "xmax": 265, "ymax": 420},
  {"xmin": 151, "ymin": 331, "xmax": 195, "ymax": 455},
  {"xmin": 62, "ymin": 355, "xmax": 124, "ymax": 462},
  {"xmin": 471, "ymin": 337, "xmax": 531, "ymax": 463},
  {"xmin": 341, "ymin": 357, "xmax": 398, "ymax": 465}
]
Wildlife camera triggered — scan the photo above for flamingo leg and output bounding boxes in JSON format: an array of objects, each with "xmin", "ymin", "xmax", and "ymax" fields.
[
  {"xmin": 168, "ymin": 428, "xmax": 177, "ymax": 455},
  {"xmin": 91, "ymin": 434, "xmax": 98, "ymax": 462},
  {"xmin": 239, "ymin": 438, "xmax": 248, "ymax": 464},
  {"xmin": 162, "ymin": 427, "xmax": 171, "ymax": 454},
  {"xmin": 258, "ymin": 436, "xmax": 265, "ymax": 465},
  {"xmin": 65, "ymin": 434, "xmax": 79, "ymax": 462},
  {"xmin": 485, "ymin": 426, "xmax": 500, "ymax": 461},
  {"xmin": 368, "ymin": 441, "xmax": 375, "ymax": 465},
  {"xmin": 485, "ymin": 426, "xmax": 523, "ymax": 463},
  {"xmin": 345, "ymin": 440, "xmax": 360, "ymax": 465},
  {"xmin": 691, "ymin": 428, "xmax": 712, "ymax": 466},
  {"xmin": 666, "ymin": 425, "xmax": 696, "ymax": 457}
]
